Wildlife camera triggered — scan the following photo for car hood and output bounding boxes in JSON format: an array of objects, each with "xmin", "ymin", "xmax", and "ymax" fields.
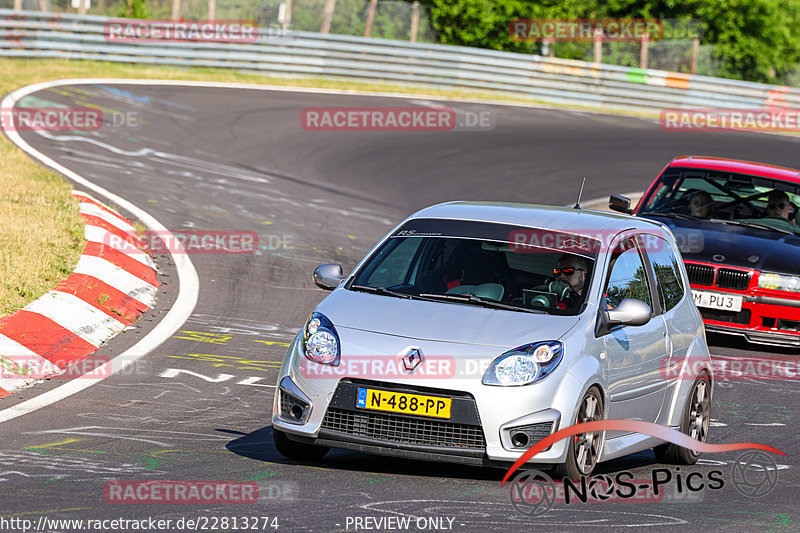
[
  {"xmin": 655, "ymin": 216, "xmax": 800, "ymax": 275},
  {"xmin": 316, "ymin": 288, "xmax": 582, "ymax": 348}
]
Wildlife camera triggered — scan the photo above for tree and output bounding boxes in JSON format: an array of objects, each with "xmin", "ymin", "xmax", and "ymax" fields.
[{"xmin": 415, "ymin": 0, "xmax": 800, "ymax": 84}]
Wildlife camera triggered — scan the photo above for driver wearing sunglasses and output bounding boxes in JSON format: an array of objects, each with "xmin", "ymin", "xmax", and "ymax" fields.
[
  {"xmin": 554, "ymin": 254, "xmax": 589, "ymax": 295},
  {"xmin": 534, "ymin": 254, "xmax": 588, "ymax": 311},
  {"xmin": 765, "ymin": 190, "xmax": 793, "ymax": 221}
]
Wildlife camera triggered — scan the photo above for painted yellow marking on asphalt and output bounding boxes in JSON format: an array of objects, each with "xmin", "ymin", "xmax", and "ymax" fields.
[
  {"xmin": 252, "ymin": 340, "xmax": 291, "ymax": 347},
  {"xmin": 173, "ymin": 331, "xmax": 232, "ymax": 345},
  {"xmin": 164, "ymin": 353, "xmax": 281, "ymax": 372},
  {"xmin": 25, "ymin": 438, "xmax": 82, "ymax": 449}
]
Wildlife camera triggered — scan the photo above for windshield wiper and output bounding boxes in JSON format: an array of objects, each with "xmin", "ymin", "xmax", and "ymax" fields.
[
  {"xmin": 709, "ymin": 219, "xmax": 796, "ymax": 235},
  {"xmin": 350, "ymin": 285, "xmax": 415, "ymax": 299},
  {"xmin": 643, "ymin": 212, "xmax": 705, "ymax": 221},
  {"xmin": 419, "ymin": 293, "xmax": 543, "ymax": 314}
]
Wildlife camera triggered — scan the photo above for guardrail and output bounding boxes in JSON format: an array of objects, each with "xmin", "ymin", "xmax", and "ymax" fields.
[{"xmin": 3, "ymin": 9, "xmax": 800, "ymax": 114}]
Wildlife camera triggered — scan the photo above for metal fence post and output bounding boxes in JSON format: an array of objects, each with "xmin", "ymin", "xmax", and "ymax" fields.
[
  {"xmin": 13, "ymin": 0, "xmax": 21, "ymax": 11},
  {"xmin": 320, "ymin": 0, "xmax": 335, "ymax": 34},
  {"xmin": 410, "ymin": 1, "xmax": 419, "ymax": 42},
  {"xmin": 281, "ymin": 0, "xmax": 292, "ymax": 31},
  {"xmin": 593, "ymin": 27, "xmax": 602, "ymax": 64},
  {"xmin": 640, "ymin": 32, "xmax": 648, "ymax": 69},
  {"xmin": 171, "ymin": 0, "xmax": 181, "ymax": 21},
  {"xmin": 364, "ymin": 0, "xmax": 377, "ymax": 37},
  {"xmin": 691, "ymin": 37, "xmax": 700, "ymax": 74},
  {"xmin": 208, "ymin": 0, "xmax": 215, "ymax": 21}
]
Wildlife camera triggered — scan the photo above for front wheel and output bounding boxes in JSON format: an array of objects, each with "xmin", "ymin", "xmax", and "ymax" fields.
[
  {"xmin": 273, "ymin": 428, "xmax": 329, "ymax": 461},
  {"xmin": 552, "ymin": 386, "xmax": 604, "ymax": 479},
  {"xmin": 653, "ymin": 372, "xmax": 711, "ymax": 465}
]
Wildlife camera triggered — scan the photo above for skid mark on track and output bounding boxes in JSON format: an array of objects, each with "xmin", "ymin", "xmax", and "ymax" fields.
[
  {"xmin": 0, "ymin": 450, "xmax": 161, "ymax": 480},
  {"xmin": 22, "ymin": 426, "xmax": 232, "ymax": 447}
]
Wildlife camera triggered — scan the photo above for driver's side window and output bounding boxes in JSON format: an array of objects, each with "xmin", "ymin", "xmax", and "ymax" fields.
[{"xmin": 603, "ymin": 238, "xmax": 651, "ymax": 310}]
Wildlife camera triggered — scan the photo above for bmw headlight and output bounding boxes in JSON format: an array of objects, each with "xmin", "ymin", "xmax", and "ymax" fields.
[
  {"xmin": 758, "ymin": 272, "xmax": 800, "ymax": 292},
  {"xmin": 482, "ymin": 341, "xmax": 563, "ymax": 386},
  {"xmin": 302, "ymin": 312, "xmax": 340, "ymax": 365}
]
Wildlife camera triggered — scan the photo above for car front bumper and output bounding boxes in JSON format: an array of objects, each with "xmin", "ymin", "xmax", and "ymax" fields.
[
  {"xmin": 697, "ymin": 292, "xmax": 800, "ymax": 347},
  {"xmin": 271, "ymin": 334, "xmax": 585, "ymax": 465}
]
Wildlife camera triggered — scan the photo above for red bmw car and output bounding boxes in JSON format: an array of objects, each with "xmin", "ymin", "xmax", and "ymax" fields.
[{"xmin": 610, "ymin": 156, "xmax": 800, "ymax": 347}]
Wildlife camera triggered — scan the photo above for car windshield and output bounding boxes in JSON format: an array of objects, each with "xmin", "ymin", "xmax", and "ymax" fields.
[
  {"xmin": 638, "ymin": 168, "xmax": 800, "ymax": 236},
  {"xmin": 349, "ymin": 218, "xmax": 598, "ymax": 315}
]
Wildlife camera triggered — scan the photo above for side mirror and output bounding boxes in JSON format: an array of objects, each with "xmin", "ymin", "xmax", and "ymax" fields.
[
  {"xmin": 609, "ymin": 194, "xmax": 633, "ymax": 214},
  {"xmin": 595, "ymin": 298, "xmax": 651, "ymax": 336},
  {"xmin": 313, "ymin": 263, "xmax": 344, "ymax": 290}
]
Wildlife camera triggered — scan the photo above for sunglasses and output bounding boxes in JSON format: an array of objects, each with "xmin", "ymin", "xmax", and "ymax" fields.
[
  {"xmin": 768, "ymin": 202, "xmax": 787, "ymax": 210},
  {"xmin": 554, "ymin": 267, "xmax": 586, "ymax": 276}
]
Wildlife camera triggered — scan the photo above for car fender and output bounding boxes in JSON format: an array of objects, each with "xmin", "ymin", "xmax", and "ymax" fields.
[
  {"xmin": 662, "ymin": 332, "xmax": 713, "ymax": 428},
  {"xmin": 564, "ymin": 354, "xmax": 606, "ymax": 422}
]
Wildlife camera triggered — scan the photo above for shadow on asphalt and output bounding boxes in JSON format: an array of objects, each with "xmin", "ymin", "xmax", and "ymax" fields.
[{"xmin": 223, "ymin": 426, "xmax": 662, "ymax": 481}]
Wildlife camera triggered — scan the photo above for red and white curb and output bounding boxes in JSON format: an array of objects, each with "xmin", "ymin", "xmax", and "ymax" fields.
[{"xmin": 0, "ymin": 191, "xmax": 158, "ymax": 398}]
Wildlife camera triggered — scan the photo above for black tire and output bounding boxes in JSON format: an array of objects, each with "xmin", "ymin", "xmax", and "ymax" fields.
[
  {"xmin": 552, "ymin": 386, "xmax": 604, "ymax": 479},
  {"xmin": 653, "ymin": 372, "xmax": 711, "ymax": 465},
  {"xmin": 273, "ymin": 428, "xmax": 329, "ymax": 461}
]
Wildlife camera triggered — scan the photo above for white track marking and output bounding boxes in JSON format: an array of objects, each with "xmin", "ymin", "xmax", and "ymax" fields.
[
  {"xmin": 24, "ymin": 291, "xmax": 127, "ymax": 347},
  {"xmin": 72, "ymin": 255, "xmax": 157, "ymax": 305},
  {"xmin": 80, "ymin": 202, "xmax": 137, "ymax": 235},
  {"xmin": 84, "ymin": 225, "xmax": 156, "ymax": 268},
  {"xmin": 0, "ymin": 335, "xmax": 49, "ymax": 394},
  {"xmin": 0, "ymin": 79, "xmax": 199, "ymax": 424}
]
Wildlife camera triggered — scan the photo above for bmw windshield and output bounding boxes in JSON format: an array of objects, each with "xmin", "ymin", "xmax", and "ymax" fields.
[
  {"xmin": 348, "ymin": 218, "xmax": 598, "ymax": 315},
  {"xmin": 639, "ymin": 168, "xmax": 800, "ymax": 236}
]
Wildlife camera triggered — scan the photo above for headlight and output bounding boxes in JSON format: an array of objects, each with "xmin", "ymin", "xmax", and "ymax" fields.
[
  {"xmin": 302, "ymin": 312, "xmax": 340, "ymax": 365},
  {"xmin": 758, "ymin": 272, "xmax": 800, "ymax": 292},
  {"xmin": 482, "ymin": 341, "xmax": 563, "ymax": 386}
]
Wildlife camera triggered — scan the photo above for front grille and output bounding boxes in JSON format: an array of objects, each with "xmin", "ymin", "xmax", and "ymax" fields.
[
  {"xmin": 699, "ymin": 308, "xmax": 751, "ymax": 325},
  {"xmin": 716, "ymin": 268, "xmax": 750, "ymax": 290},
  {"xmin": 686, "ymin": 264, "xmax": 714, "ymax": 286},
  {"xmin": 321, "ymin": 408, "xmax": 486, "ymax": 449}
]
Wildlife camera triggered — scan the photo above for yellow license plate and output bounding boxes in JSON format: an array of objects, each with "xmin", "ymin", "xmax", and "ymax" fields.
[{"xmin": 356, "ymin": 387, "xmax": 452, "ymax": 419}]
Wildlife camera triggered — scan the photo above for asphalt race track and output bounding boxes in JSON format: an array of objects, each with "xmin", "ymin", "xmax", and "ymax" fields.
[{"xmin": 1, "ymin": 82, "xmax": 799, "ymax": 532}]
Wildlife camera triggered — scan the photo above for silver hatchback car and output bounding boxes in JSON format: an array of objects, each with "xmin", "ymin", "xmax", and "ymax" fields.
[{"xmin": 272, "ymin": 202, "xmax": 713, "ymax": 477}]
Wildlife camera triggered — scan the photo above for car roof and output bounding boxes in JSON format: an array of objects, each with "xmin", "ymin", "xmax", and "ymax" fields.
[
  {"xmin": 409, "ymin": 201, "xmax": 667, "ymax": 234},
  {"xmin": 668, "ymin": 156, "xmax": 800, "ymax": 183}
]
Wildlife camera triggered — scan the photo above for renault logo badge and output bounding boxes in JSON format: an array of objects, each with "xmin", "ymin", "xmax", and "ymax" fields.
[{"xmin": 402, "ymin": 348, "xmax": 423, "ymax": 372}]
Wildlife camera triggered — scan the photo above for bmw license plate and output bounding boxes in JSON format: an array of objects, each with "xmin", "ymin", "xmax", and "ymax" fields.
[
  {"xmin": 356, "ymin": 387, "xmax": 452, "ymax": 419},
  {"xmin": 692, "ymin": 290, "xmax": 743, "ymax": 312}
]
